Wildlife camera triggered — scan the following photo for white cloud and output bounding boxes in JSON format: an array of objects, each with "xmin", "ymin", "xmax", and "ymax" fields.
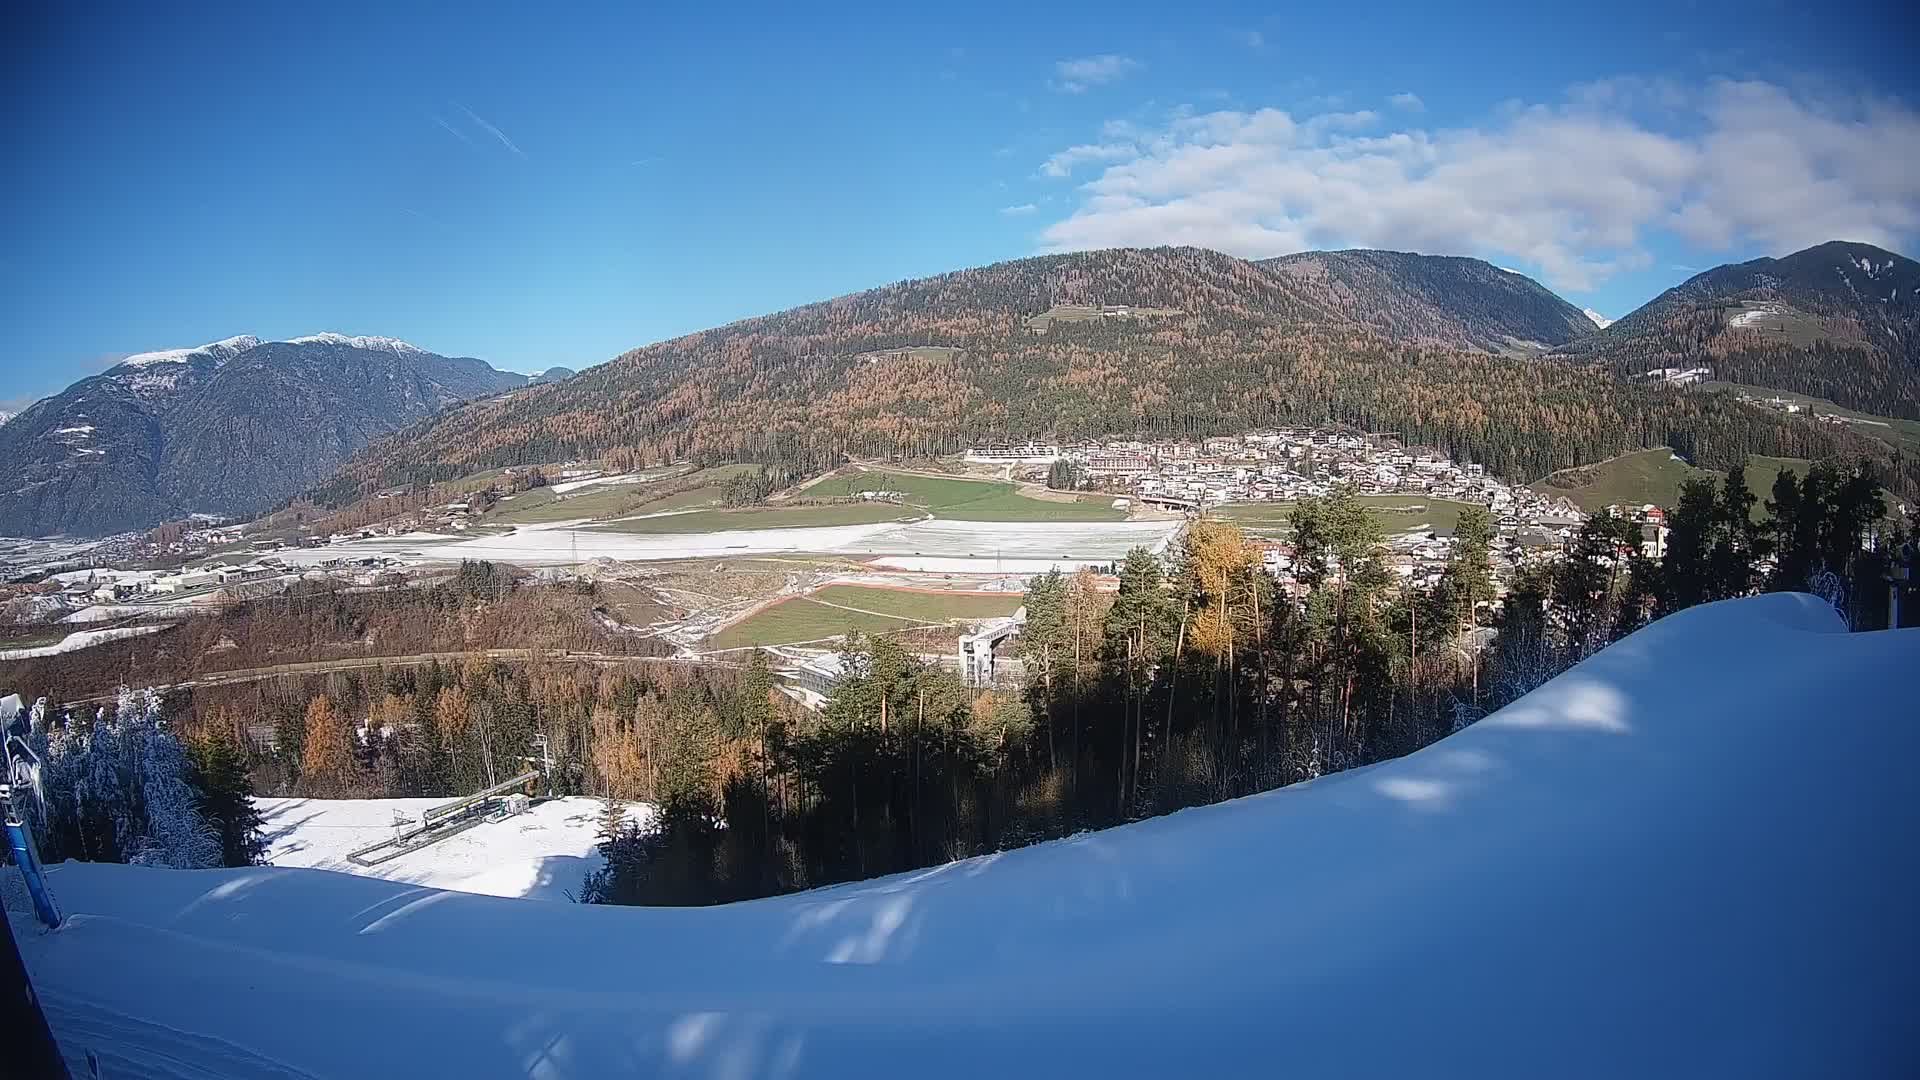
[
  {"xmin": 1388, "ymin": 92, "xmax": 1425, "ymax": 112},
  {"xmin": 1039, "ymin": 142, "xmax": 1137, "ymax": 178},
  {"xmin": 1053, "ymin": 54, "xmax": 1141, "ymax": 94},
  {"xmin": 1000, "ymin": 203, "xmax": 1039, "ymax": 216},
  {"xmin": 1036, "ymin": 79, "xmax": 1920, "ymax": 291},
  {"xmin": 1239, "ymin": 30, "xmax": 1265, "ymax": 49},
  {"xmin": 1667, "ymin": 81, "xmax": 1920, "ymax": 254}
]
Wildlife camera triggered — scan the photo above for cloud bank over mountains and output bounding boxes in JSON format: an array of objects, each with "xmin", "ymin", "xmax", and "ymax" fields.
[{"xmin": 1036, "ymin": 79, "xmax": 1920, "ymax": 292}]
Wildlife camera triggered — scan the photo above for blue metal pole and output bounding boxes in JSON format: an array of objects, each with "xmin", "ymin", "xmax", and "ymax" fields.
[{"xmin": 5, "ymin": 817, "xmax": 62, "ymax": 930}]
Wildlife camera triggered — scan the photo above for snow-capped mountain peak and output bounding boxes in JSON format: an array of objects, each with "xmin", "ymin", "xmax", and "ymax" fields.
[
  {"xmin": 1582, "ymin": 308, "xmax": 1614, "ymax": 329},
  {"xmin": 117, "ymin": 335, "xmax": 263, "ymax": 369},
  {"xmin": 284, "ymin": 332, "xmax": 429, "ymax": 356},
  {"xmin": 0, "ymin": 409, "xmax": 14, "ymax": 428}
]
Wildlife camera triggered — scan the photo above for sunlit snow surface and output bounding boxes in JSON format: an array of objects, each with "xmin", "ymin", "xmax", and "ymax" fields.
[
  {"xmin": 114, "ymin": 334, "xmax": 261, "ymax": 368},
  {"xmin": 278, "ymin": 517, "xmax": 1182, "ymax": 573},
  {"xmin": 15, "ymin": 594, "xmax": 1919, "ymax": 1078},
  {"xmin": 254, "ymin": 796, "xmax": 651, "ymax": 902}
]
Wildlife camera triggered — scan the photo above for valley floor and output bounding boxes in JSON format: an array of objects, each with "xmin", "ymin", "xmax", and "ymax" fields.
[
  {"xmin": 272, "ymin": 516, "xmax": 1182, "ymax": 574},
  {"xmin": 13, "ymin": 595, "xmax": 1918, "ymax": 1078}
]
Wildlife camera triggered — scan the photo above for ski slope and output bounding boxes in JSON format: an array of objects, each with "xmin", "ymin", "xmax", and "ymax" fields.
[
  {"xmin": 14, "ymin": 594, "xmax": 1920, "ymax": 1078},
  {"xmin": 255, "ymin": 796, "xmax": 652, "ymax": 902}
]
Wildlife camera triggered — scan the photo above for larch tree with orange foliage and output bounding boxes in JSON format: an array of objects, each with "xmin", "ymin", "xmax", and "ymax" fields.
[{"xmin": 300, "ymin": 695, "xmax": 354, "ymax": 793}]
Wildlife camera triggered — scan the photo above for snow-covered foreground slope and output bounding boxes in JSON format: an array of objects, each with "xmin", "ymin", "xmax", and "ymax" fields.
[
  {"xmin": 255, "ymin": 796, "xmax": 652, "ymax": 902},
  {"xmin": 16, "ymin": 595, "xmax": 1920, "ymax": 1078}
]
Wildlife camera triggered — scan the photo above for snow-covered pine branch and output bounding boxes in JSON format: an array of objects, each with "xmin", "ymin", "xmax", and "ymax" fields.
[{"xmin": 20, "ymin": 686, "xmax": 220, "ymax": 869}]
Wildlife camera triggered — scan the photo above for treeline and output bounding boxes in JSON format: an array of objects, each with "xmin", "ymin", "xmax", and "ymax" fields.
[
  {"xmin": 588, "ymin": 461, "xmax": 1910, "ymax": 906},
  {"xmin": 8, "ymin": 690, "xmax": 265, "ymax": 871},
  {"xmin": 720, "ymin": 465, "xmax": 795, "ymax": 507},
  {"xmin": 250, "ymin": 653, "xmax": 761, "ymax": 806},
  {"xmin": 0, "ymin": 564, "xmax": 668, "ymax": 707}
]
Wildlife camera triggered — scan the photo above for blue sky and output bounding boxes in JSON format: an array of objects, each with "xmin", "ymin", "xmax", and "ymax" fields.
[{"xmin": 4, "ymin": 1, "xmax": 1917, "ymax": 409}]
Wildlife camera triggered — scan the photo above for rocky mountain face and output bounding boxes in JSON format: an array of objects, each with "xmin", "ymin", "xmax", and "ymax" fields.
[
  {"xmin": 1258, "ymin": 249, "xmax": 1598, "ymax": 355},
  {"xmin": 1557, "ymin": 241, "xmax": 1920, "ymax": 417},
  {"xmin": 0, "ymin": 335, "xmax": 526, "ymax": 536}
]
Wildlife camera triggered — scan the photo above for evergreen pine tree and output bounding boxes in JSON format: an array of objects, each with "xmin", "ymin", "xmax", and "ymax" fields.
[
  {"xmin": 1444, "ymin": 504, "xmax": 1498, "ymax": 631},
  {"xmin": 188, "ymin": 728, "xmax": 267, "ymax": 867},
  {"xmin": 595, "ymin": 794, "xmax": 628, "ymax": 848},
  {"xmin": 1659, "ymin": 477, "xmax": 1719, "ymax": 613}
]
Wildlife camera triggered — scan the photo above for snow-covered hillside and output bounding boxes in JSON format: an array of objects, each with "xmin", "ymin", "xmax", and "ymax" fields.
[
  {"xmin": 14, "ymin": 594, "xmax": 1919, "ymax": 1078},
  {"xmin": 256, "ymin": 795, "xmax": 650, "ymax": 902}
]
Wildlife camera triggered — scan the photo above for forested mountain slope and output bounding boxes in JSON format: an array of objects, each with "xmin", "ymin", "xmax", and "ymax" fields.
[
  {"xmin": 0, "ymin": 334, "xmax": 528, "ymax": 536},
  {"xmin": 319, "ymin": 246, "xmax": 1908, "ymax": 504},
  {"xmin": 1259, "ymin": 249, "xmax": 1597, "ymax": 355},
  {"xmin": 1558, "ymin": 241, "xmax": 1920, "ymax": 418}
]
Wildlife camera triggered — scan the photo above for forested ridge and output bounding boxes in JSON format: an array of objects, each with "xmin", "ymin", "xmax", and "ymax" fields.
[
  {"xmin": 316, "ymin": 245, "xmax": 1919, "ymax": 505},
  {"xmin": 1260, "ymin": 248, "xmax": 1599, "ymax": 353},
  {"xmin": 1558, "ymin": 240, "xmax": 1920, "ymax": 419}
]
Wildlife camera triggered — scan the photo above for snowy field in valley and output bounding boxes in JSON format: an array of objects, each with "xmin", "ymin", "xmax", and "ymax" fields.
[
  {"xmin": 274, "ymin": 516, "xmax": 1181, "ymax": 571},
  {"xmin": 0, "ymin": 624, "xmax": 169, "ymax": 660},
  {"xmin": 256, "ymin": 796, "xmax": 652, "ymax": 902},
  {"xmin": 15, "ymin": 594, "xmax": 1918, "ymax": 1078},
  {"xmin": 0, "ymin": 535, "xmax": 112, "ymax": 577}
]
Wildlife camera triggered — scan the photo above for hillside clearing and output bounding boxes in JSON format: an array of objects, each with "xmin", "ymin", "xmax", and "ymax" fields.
[
  {"xmin": 709, "ymin": 585, "xmax": 1021, "ymax": 648},
  {"xmin": 1708, "ymin": 381, "xmax": 1920, "ymax": 455},
  {"xmin": 1536, "ymin": 448, "xmax": 1811, "ymax": 517},
  {"xmin": 490, "ymin": 465, "xmax": 763, "ymax": 525},
  {"xmin": 1214, "ymin": 495, "xmax": 1481, "ymax": 537},
  {"xmin": 799, "ymin": 468, "xmax": 1125, "ymax": 522},
  {"xmin": 593, "ymin": 503, "xmax": 919, "ymax": 534}
]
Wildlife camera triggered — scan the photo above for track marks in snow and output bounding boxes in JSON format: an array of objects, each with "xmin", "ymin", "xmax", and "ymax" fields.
[{"xmin": 42, "ymin": 991, "xmax": 321, "ymax": 1080}]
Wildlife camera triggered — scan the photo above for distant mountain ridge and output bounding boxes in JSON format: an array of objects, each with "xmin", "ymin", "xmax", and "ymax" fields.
[
  {"xmin": 1258, "ymin": 249, "xmax": 1598, "ymax": 355},
  {"xmin": 1558, "ymin": 240, "xmax": 1920, "ymax": 417},
  {"xmin": 316, "ymin": 244, "xmax": 1906, "ymax": 511},
  {"xmin": 0, "ymin": 334, "xmax": 528, "ymax": 536}
]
